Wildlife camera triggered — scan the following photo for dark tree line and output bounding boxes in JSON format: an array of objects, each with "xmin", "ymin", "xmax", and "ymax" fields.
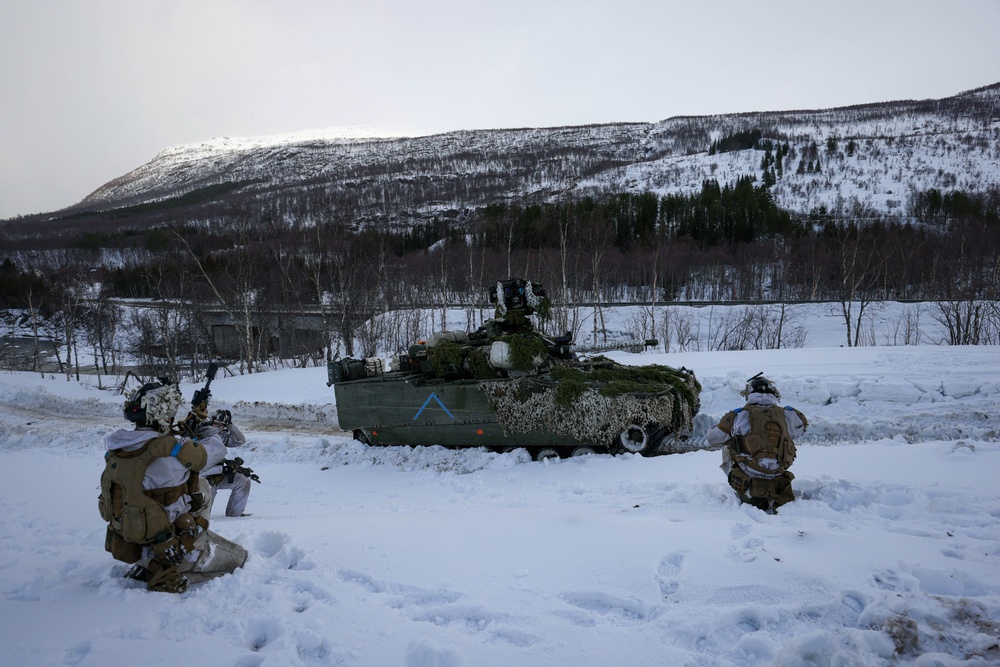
[
  {"xmin": 709, "ymin": 129, "xmax": 763, "ymax": 155},
  {"xmin": 2, "ymin": 184, "xmax": 998, "ymax": 378}
]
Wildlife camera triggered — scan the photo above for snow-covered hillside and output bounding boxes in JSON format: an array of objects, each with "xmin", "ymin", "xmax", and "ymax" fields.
[
  {"xmin": 79, "ymin": 83, "xmax": 1000, "ymax": 223},
  {"xmin": 608, "ymin": 85, "xmax": 1000, "ymax": 216},
  {"xmin": 0, "ymin": 305, "xmax": 998, "ymax": 666}
]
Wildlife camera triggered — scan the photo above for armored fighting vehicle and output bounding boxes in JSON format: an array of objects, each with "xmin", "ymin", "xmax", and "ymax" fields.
[{"xmin": 328, "ymin": 279, "xmax": 701, "ymax": 460}]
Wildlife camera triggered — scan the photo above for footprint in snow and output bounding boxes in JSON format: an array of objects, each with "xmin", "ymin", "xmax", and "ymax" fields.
[
  {"xmin": 656, "ymin": 552, "xmax": 685, "ymax": 602},
  {"xmin": 696, "ymin": 616, "xmax": 760, "ymax": 653},
  {"xmin": 244, "ymin": 618, "xmax": 282, "ymax": 652},
  {"xmin": 294, "ymin": 636, "xmax": 346, "ymax": 666},
  {"xmin": 872, "ymin": 568, "xmax": 914, "ymax": 593},
  {"xmin": 289, "ymin": 580, "xmax": 335, "ymax": 613},
  {"xmin": 404, "ymin": 639, "xmax": 466, "ymax": 667},
  {"xmin": 727, "ymin": 537, "xmax": 766, "ymax": 563},
  {"xmin": 60, "ymin": 641, "xmax": 91, "ymax": 666},
  {"xmin": 338, "ymin": 569, "xmax": 385, "ymax": 593},
  {"xmin": 820, "ymin": 593, "xmax": 866, "ymax": 627},
  {"xmin": 561, "ymin": 591, "xmax": 654, "ymax": 626},
  {"xmin": 338, "ymin": 569, "xmax": 463, "ymax": 610},
  {"xmin": 253, "ymin": 531, "xmax": 313, "ymax": 570},
  {"xmin": 730, "ymin": 522, "xmax": 752, "ymax": 539}
]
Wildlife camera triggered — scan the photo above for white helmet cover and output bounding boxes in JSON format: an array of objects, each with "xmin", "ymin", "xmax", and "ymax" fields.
[{"xmin": 140, "ymin": 384, "xmax": 185, "ymax": 432}]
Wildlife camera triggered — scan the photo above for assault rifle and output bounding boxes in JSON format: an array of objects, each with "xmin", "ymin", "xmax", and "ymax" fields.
[
  {"xmin": 175, "ymin": 362, "xmax": 219, "ymax": 438},
  {"xmin": 223, "ymin": 457, "xmax": 261, "ymax": 484},
  {"xmin": 572, "ymin": 338, "xmax": 660, "ymax": 355}
]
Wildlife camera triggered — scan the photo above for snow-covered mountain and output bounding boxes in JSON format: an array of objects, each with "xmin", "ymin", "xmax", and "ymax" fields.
[{"xmin": 80, "ymin": 83, "xmax": 1000, "ymax": 225}]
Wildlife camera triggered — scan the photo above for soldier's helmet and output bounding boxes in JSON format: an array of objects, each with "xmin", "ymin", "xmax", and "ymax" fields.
[
  {"xmin": 124, "ymin": 379, "xmax": 183, "ymax": 431},
  {"xmin": 741, "ymin": 372, "xmax": 781, "ymax": 400}
]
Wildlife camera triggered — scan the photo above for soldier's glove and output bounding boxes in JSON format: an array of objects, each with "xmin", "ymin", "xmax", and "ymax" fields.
[
  {"xmin": 173, "ymin": 513, "xmax": 201, "ymax": 553},
  {"xmin": 174, "ymin": 512, "xmax": 200, "ymax": 535},
  {"xmin": 151, "ymin": 534, "xmax": 184, "ymax": 566}
]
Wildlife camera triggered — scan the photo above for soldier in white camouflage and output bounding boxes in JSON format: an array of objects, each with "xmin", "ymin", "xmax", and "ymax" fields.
[
  {"xmin": 707, "ymin": 373, "xmax": 808, "ymax": 512},
  {"xmin": 203, "ymin": 409, "xmax": 254, "ymax": 517},
  {"xmin": 99, "ymin": 380, "xmax": 247, "ymax": 592}
]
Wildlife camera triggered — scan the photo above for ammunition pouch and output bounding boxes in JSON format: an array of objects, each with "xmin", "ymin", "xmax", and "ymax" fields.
[
  {"xmin": 727, "ymin": 467, "xmax": 751, "ymax": 494},
  {"xmin": 728, "ymin": 467, "xmax": 796, "ymax": 508},
  {"xmin": 105, "ymin": 526, "xmax": 143, "ymax": 564},
  {"xmin": 173, "ymin": 438, "xmax": 208, "ymax": 471},
  {"xmin": 114, "ymin": 494, "xmax": 174, "ymax": 545}
]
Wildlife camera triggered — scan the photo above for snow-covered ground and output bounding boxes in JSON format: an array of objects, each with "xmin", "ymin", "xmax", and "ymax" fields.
[{"xmin": 1, "ymin": 308, "xmax": 999, "ymax": 666}]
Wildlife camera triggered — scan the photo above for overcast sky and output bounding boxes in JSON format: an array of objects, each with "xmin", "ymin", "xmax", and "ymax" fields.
[{"xmin": 1, "ymin": 0, "xmax": 997, "ymax": 220}]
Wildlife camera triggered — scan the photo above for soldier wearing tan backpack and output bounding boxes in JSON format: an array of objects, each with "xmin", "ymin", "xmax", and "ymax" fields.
[
  {"xmin": 99, "ymin": 379, "xmax": 247, "ymax": 592},
  {"xmin": 708, "ymin": 373, "xmax": 808, "ymax": 512}
]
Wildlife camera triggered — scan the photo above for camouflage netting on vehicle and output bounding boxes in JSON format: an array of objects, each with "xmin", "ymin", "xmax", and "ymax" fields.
[
  {"xmin": 478, "ymin": 358, "xmax": 700, "ymax": 445},
  {"xmin": 427, "ymin": 343, "xmax": 469, "ymax": 378},
  {"xmin": 426, "ymin": 335, "xmax": 551, "ymax": 380},
  {"xmin": 499, "ymin": 334, "xmax": 550, "ymax": 370}
]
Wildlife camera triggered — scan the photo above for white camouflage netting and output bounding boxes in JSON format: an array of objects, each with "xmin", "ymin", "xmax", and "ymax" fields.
[
  {"xmin": 137, "ymin": 384, "xmax": 185, "ymax": 432},
  {"xmin": 479, "ymin": 378, "xmax": 689, "ymax": 445}
]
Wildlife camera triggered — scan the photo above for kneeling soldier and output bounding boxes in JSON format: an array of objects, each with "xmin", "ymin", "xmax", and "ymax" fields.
[
  {"xmin": 99, "ymin": 380, "xmax": 247, "ymax": 592},
  {"xmin": 708, "ymin": 373, "xmax": 808, "ymax": 512}
]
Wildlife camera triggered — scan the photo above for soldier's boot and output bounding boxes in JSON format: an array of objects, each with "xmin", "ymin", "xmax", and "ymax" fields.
[
  {"xmin": 146, "ymin": 535, "xmax": 188, "ymax": 593},
  {"xmin": 770, "ymin": 473, "xmax": 796, "ymax": 509},
  {"xmin": 146, "ymin": 561, "xmax": 188, "ymax": 593},
  {"xmin": 746, "ymin": 496, "xmax": 771, "ymax": 512}
]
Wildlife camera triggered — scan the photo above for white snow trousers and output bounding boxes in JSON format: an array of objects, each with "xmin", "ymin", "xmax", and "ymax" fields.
[{"xmin": 208, "ymin": 472, "xmax": 252, "ymax": 517}]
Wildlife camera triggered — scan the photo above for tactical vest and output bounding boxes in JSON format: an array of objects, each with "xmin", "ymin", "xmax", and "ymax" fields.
[
  {"xmin": 98, "ymin": 434, "xmax": 207, "ymax": 549},
  {"xmin": 729, "ymin": 404, "xmax": 796, "ymax": 475}
]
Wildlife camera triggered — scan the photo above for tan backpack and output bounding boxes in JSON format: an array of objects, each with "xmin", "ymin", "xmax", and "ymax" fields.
[
  {"xmin": 98, "ymin": 434, "xmax": 207, "ymax": 562},
  {"xmin": 730, "ymin": 404, "xmax": 796, "ymax": 475}
]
